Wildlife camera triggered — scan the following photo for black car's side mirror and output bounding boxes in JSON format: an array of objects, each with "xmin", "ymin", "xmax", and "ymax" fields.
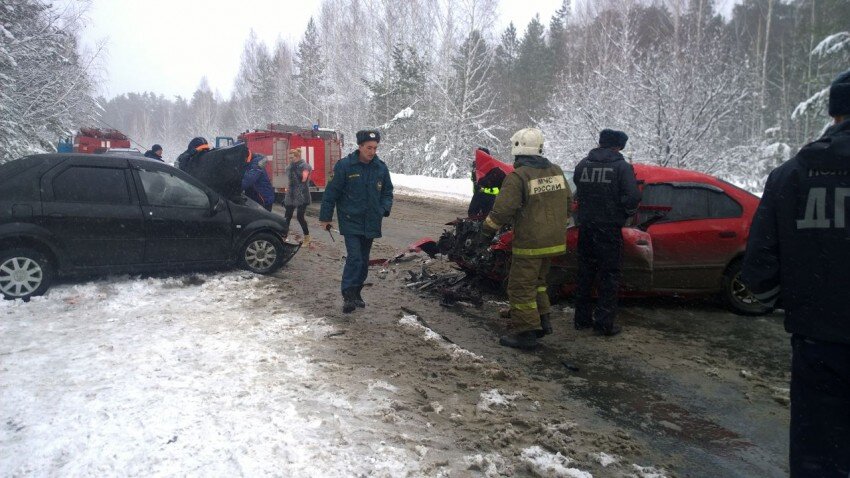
[{"xmin": 210, "ymin": 197, "xmax": 226, "ymax": 216}]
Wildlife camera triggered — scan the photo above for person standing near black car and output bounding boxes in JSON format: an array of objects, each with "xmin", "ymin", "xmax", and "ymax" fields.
[
  {"xmin": 572, "ymin": 129, "xmax": 641, "ymax": 336},
  {"xmin": 742, "ymin": 69, "xmax": 850, "ymax": 478},
  {"xmin": 144, "ymin": 144, "xmax": 163, "ymax": 161}
]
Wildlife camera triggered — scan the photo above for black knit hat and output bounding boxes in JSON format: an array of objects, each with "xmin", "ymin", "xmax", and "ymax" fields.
[
  {"xmin": 599, "ymin": 129, "xmax": 628, "ymax": 149},
  {"xmin": 187, "ymin": 137, "xmax": 208, "ymax": 150},
  {"xmin": 151, "ymin": 144, "xmax": 162, "ymax": 153},
  {"xmin": 829, "ymin": 69, "xmax": 850, "ymax": 117},
  {"xmin": 356, "ymin": 130, "xmax": 381, "ymax": 145}
]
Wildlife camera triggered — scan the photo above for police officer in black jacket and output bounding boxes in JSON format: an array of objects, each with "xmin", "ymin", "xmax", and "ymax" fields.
[
  {"xmin": 572, "ymin": 129, "xmax": 641, "ymax": 336},
  {"xmin": 742, "ymin": 69, "xmax": 850, "ymax": 478}
]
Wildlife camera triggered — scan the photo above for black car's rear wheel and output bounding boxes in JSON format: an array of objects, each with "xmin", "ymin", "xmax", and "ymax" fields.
[
  {"xmin": 722, "ymin": 259, "xmax": 773, "ymax": 316},
  {"xmin": 241, "ymin": 233, "xmax": 286, "ymax": 274},
  {"xmin": 0, "ymin": 248, "xmax": 53, "ymax": 300}
]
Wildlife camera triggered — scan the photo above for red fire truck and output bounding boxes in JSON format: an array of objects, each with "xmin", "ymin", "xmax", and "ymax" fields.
[
  {"xmin": 236, "ymin": 124, "xmax": 344, "ymax": 200},
  {"xmin": 71, "ymin": 128, "xmax": 132, "ymax": 153}
]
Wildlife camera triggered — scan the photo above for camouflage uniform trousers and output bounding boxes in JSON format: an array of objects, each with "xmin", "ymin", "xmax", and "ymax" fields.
[{"xmin": 507, "ymin": 256, "xmax": 552, "ymax": 333}]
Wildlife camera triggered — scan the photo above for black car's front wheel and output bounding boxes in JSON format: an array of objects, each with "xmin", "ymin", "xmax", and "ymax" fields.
[
  {"xmin": 0, "ymin": 248, "xmax": 53, "ymax": 300},
  {"xmin": 722, "ymin": 259, "xmax": 773, "ymax": 316},
  {"xmin": 241, "ymin": 233, "xmax": 288, "ymax": 274}
]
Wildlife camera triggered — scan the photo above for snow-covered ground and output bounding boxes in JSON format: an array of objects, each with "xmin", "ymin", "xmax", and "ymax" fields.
[
  {"xmin": 0, "ymin": 273, "xmax": 422, "ymax": 476},
  {"xmin": 390, "ymin": 173, "xmax": 472, "ymax": 202}
]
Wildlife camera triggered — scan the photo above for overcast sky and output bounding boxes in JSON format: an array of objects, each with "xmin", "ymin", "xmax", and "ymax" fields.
[
  {"xmin": 75, "ymin": 0, "xmax": 565, "ymax": 100},
  {"xmin": 75, "ymin": 0, "xmax": 738, "ymax": 101}
]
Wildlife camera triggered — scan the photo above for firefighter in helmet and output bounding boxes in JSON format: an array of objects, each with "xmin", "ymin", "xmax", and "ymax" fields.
[{"xmin": 480, "ymin": 128, "xmax": 572, "ymax": 349}]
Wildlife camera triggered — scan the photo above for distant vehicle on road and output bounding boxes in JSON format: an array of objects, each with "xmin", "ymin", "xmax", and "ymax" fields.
[
  {"xmin": 427, "ymin": 162, "xmax": 768, "ymax": 316},
  {"xmin": 0, "ymin": 153, "xmax": 300, "ymax": 300}
]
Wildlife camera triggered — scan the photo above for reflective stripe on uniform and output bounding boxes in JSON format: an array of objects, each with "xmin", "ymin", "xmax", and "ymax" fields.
[
  {"xmin": 537, "ymin": 286, "xmax": 547, "ymax": 292},
  {"xmin": 513, "ymin": 244, "xmax": 567, "ymax": 257},
  {"xmin": 482, "ymin": 187, "xmax": 500, "ymax": 195},
  {"xmin": 484, "ymin": 216, "xmax": 500, "ymax": 231},
  {"xmin": 510, "ymin": 301, "xmax": 538, "ymax": 310}
]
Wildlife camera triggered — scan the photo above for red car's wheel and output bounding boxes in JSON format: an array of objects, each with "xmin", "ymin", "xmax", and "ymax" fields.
[{"xmin": 722, "ymin": 259, "xmax": 773, "ymax": 316}]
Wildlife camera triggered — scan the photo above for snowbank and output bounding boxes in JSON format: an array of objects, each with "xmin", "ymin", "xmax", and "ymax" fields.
[{"xmin": 391, "ymin": 173, "xmax": 473, "ymax": 202}]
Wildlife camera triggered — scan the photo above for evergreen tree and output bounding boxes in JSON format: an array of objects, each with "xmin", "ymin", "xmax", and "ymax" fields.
[
  {"xmin": 294, "ymin": 17, "xmax": 329, "ymax": 126},
  {"xmin": 549, "ymin": 0, "xmax": 571, "ymax": 77},
  {"xmin": 515, "ymin": 15, "xmax": 554, "ymax": 124}
]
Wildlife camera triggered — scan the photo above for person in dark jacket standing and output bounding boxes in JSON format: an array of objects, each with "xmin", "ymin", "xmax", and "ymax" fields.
[
  {"xmin": 242, "ymin": 153, "xmax": 274, "ymax": 211},
  {"xmin": 283, "ymin": 148, "xmax": 313, "ymax": 245},
  {"xmin": 572, "ymin": 129, "xmax": 641, "ymax": 336},
  {"xmin": 144, "ymin": 144, "xmax": 163, "ymax": 161},
  {"xmin": 467, "ymin": 148, "xmax": 506, "ymax": 218},
  {"xmin": 319, "ymin": 130, "xmax": 393, "ymax": 313},
  {"xmin": 741, "ymin": 69, "xmax": 850, "ymax": 478},
  {"xmin": 481, "ymin": 128, "xmax": 571, "ymax": 349},
  {"xmin": 176, "ymin": 137, "xmax": 209, "ymax": 170}
]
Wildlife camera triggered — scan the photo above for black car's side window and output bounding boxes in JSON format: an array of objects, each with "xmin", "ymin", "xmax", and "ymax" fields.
[
  {"xmin": 53, "ymin": 166, "xmax": 130, "ymax": 204},
  {"xmin": 138, "ymin": 169, "xmax": 209, "ymax": 209}
]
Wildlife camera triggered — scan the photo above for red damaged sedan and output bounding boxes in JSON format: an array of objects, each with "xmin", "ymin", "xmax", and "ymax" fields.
[{"xmin": 429, "ymin": 162, "xmax": 768, "ymax": 316}]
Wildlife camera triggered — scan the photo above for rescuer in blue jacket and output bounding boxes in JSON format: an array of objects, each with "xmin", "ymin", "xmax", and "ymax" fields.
[
  {"xmin": 319, "ymin": 130, "xmax": 394, "ymax": 313},
  {"xmin": 742, "ymin": 69, "xmax": 850, "ymax": 478},
  {"xmin": 242, "ymin": 153, "xmax": 275, "ymax": 211}
]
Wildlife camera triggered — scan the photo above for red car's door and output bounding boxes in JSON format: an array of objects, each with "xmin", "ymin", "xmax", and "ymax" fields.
[
  {"xmin": 640, "ymin": 183, "xmax": 747, "ymax": 291},
  {"xmin": 551, "ymin": 226, "xmax": 653, "ymax": 293}
]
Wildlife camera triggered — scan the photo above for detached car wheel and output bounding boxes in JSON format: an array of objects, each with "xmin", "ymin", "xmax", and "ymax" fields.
[
  {"xmin": 241, "ymin": 233, "xmax": 286, "ymax": 274},
  {"xmin": 722, "ymin": 260, "xmax": 773, "ymax": 316},
  {"xmin": 0, "ymin": 248, "xmax": 53, "ymax": 300}
]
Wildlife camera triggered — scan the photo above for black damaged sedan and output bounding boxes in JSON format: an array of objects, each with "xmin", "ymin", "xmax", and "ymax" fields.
[{"xmin": 0, "ymin": 153, "xmax": 299, "ymax": 300}]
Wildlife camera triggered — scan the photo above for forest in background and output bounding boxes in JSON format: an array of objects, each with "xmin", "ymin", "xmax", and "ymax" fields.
[{"xmin": 2, "ymin": 0, "xmax": 849, "ymax": 192}]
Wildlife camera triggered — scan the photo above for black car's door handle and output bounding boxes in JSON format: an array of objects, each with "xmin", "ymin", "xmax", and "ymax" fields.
[
  {"xmin": 719, "ymin": 231, "xmax": 737, "ymax": 238},
  {"xmin": 48, "ymin": 213, "xmax": 65, "ymax": 218}
]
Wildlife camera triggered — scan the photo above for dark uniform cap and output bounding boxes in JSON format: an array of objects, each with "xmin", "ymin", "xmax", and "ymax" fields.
[
  {"xmin": 151, "ymin": 144, "xmax": 162, "ymax": 153},
  {"xmin": 599, "ymin": 129, "xmax": 629, "ymax": 149},
  {"xmin": 829, "ymin": 68, "xmax": 850, "ymax": 117},
  {"xmin": 356, "ymin": 130, "xmax": 381, "ymax": 145}
]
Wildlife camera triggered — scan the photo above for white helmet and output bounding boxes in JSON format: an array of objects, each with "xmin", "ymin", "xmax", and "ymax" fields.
[{"xmin": 510, "ymin": 128, "xmax": 544, "ymax": 156}]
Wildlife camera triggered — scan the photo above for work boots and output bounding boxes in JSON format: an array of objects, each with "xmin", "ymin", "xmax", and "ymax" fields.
[
  {"xmin": 342, "ymin": 288, "xmax": 357, "ymax": 314},
  {"xmin": 536, "ymin": 313, "xmax": 553, "ymax": 338},
  {"xmin": 354, "ymin": 286, "xmax": 366, "ymax": 308},
  {"xmin": 499, "ymin": 331, "xmax": 541, "ymax": 350}
]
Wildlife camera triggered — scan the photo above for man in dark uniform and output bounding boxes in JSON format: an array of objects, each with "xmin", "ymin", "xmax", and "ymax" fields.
[
  {"xmin": 468, "ymin": 148, "xmax": 506, "ymax": 218},
  {"xmin": 572, "ymin": 129, "xmax": 641, "ymax": 336},
  {"xmin": 742, "ymin": 69, "xmax": 850, "ymax": 478},
  {"xmin": 319, "ymin": 130, "xmax": 394, "ymax": 313},
  {"xmin": 481, "ymin": 128, "xmax": 571, "ymax": 349}
]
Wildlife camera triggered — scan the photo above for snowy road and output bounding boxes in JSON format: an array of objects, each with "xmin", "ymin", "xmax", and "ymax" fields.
[{"xmin": 0, "ymin": 193, "xmax": 789, "ymax": 477}]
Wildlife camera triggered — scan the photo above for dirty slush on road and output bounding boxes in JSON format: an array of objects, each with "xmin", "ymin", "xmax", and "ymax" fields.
[{"xmin": 263, "ymin": 194, "xmax": 791, "ymax": 477}]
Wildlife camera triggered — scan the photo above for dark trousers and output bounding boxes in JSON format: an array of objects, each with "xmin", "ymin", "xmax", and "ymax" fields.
[
  {"xmin": 574, "ymin": 224, "xmax": 622, "ymax": 331},
  {"xmin": 283, "ymin": 205, "xmax": 309, "ymax": 235},
  {"xmin": 790, "ymin": 335, "xmax": 850, "ymax": 477},
  {"xmin": 341, "ymin": 234, "xmax": 373, "ymax": 292},
  {"xmin": 467, "ymin": 191, "xmax": 496, "ymax": 218}
]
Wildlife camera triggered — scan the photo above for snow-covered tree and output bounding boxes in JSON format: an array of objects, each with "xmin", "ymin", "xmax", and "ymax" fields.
[{"xmin": 0, "ymin": 0, "xmax": 97, "ymax": 162}]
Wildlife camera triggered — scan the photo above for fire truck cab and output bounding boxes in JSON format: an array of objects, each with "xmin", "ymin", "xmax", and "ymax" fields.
[{"xmin": 236, "ymin": 125, "xmax": 344, "ymax": 200}]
